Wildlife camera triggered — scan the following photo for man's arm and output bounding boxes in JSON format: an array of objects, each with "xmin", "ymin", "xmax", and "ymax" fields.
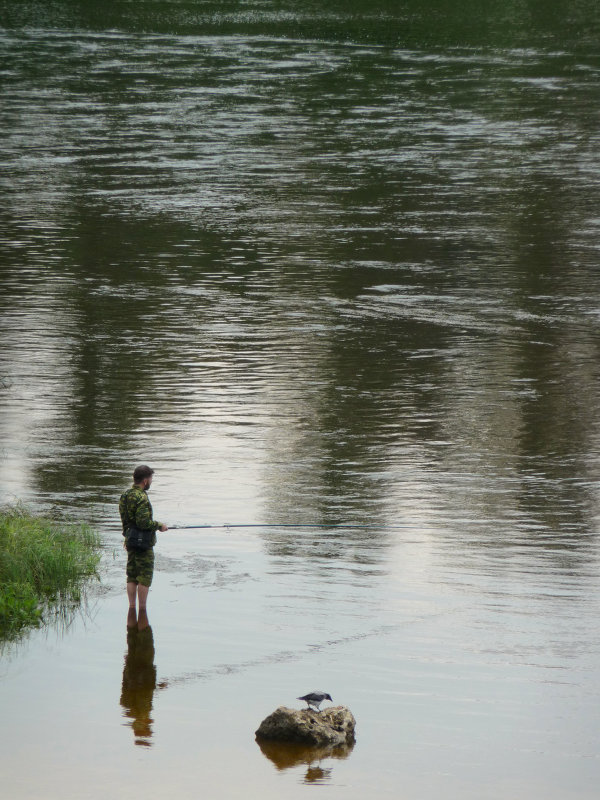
[
  {"xmin": 133, "ymin": 490, "xmax": 167, "ymax": 532},
  {"xmin": 134, "ymin": 495, "xmax": 161, "ymax": 532}
]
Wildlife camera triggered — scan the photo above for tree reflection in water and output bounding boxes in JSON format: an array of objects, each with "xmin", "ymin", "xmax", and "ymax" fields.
[{"xmin": 119, "ymin": 609, "xmax": 167, "ymax": 747}]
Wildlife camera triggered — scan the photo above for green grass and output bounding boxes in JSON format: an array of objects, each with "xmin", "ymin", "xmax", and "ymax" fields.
[{"xmin": 0, "ymin": 504, "xmax": 101, "ymax": 639}]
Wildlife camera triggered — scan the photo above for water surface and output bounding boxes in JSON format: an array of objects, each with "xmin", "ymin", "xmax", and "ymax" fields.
[{"xmin": 1, "ymin": 2, "xmax": 600, "ymax": 798}]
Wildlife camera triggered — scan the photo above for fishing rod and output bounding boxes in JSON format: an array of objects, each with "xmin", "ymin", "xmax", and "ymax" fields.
[{"xmin": 168, "ymin": 522, "xmax": 423, "ymax": 530}]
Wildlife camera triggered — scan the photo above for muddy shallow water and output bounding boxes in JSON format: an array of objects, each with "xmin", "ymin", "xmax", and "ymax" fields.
[{"xmin": 1, "ymin": 1, "xmax": 600, "ymax": 797}]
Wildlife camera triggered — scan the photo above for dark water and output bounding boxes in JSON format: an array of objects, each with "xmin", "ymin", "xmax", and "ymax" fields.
[{"xmin": 1, "ymin": 2, "xmax": 600, "ymax": 798}]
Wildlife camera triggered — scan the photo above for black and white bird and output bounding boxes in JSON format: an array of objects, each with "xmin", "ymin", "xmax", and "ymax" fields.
[{"xmin": 297, "ymin": 691, "xmax": 333, "ymax": 711}]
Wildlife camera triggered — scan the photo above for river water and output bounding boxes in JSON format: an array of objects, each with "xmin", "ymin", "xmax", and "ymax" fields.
[{"xmin": 1, "ymin": 2, "xmax": 600, "ymax": 798}]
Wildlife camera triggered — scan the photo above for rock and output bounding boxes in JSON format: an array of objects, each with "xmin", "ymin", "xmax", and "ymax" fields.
[{"xmin": 255, "ymin": 705, "xmax": 356, "ymax": 747}]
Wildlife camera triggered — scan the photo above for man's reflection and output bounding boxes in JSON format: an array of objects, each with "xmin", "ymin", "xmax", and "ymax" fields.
[{"xmin": 120, "ymin": 609, "xmax": 166, "ymax": 746}]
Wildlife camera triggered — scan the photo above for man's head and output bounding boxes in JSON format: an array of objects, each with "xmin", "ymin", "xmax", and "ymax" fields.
[{"xmin": 133, "ymin": 465, "xmax": 154, "ymax": 489}]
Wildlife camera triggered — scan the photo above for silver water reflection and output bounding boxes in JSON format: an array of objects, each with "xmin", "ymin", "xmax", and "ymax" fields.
[{"xmin": 1, "ymin": 31, "xmax": 599, "ymax": 538}]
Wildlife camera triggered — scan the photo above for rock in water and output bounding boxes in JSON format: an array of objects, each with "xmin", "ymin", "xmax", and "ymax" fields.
[{"xmin": 255, "ymin": 706, "xmax": 356, "ymax": 747}]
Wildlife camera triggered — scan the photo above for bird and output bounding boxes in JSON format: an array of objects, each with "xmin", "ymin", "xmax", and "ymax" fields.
[{"xmin": 297, "ymin": 691, "xmax": 333, "ymax": 712}]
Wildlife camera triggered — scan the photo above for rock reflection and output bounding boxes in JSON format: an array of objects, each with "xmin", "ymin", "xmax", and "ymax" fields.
[
  {"xmin": 256, "ymin": 738, "xmax": 354, "ymax": 784},
  {"xmin": 119, "ymin": 609, "xmax": 167, "ymax": 747}
]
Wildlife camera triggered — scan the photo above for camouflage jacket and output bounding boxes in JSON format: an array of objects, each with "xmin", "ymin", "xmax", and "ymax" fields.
[{"xmin": 119, "ymin": 485, "xmax": 161, "ymax": 545}]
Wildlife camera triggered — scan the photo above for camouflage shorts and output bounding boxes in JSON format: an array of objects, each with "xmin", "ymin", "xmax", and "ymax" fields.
[{"xmin": 126, "ymin": 547, "xmax": 155, "ymax": 587}]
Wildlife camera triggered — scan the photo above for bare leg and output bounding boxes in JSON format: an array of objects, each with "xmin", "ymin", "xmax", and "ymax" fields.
[
  {"xmin": 127, "ymin": 582, "xmax": 138, "ymax": 609},
  {"xmin": 137, "ymin": 584, "xmax": 150, "ymax": 610}
]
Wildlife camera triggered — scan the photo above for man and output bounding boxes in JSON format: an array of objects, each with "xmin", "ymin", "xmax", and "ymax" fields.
[{"xmin": 119, "ymin": 465, "xmax": 168, "ymax": 610}]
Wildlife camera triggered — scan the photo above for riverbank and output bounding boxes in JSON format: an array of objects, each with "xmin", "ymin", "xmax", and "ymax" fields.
[{"xmin": 0, "ymin": 505, "xmax": 101, "ymax": 639}]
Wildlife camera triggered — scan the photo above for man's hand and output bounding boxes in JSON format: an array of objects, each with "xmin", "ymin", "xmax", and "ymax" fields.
[{"xmin": 159, "ymin": 524, "xmax": 168, "ymax": 532}]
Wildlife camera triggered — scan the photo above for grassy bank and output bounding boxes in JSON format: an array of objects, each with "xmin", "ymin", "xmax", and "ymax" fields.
[{"xmin": 0, "ymin": 505, "xmax": 101, "ymax": 638}]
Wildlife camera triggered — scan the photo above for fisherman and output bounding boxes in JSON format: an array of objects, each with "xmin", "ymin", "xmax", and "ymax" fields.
[{"xmin": 119, "ymin": 465, "xmax": 168, "ymax": 611}]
